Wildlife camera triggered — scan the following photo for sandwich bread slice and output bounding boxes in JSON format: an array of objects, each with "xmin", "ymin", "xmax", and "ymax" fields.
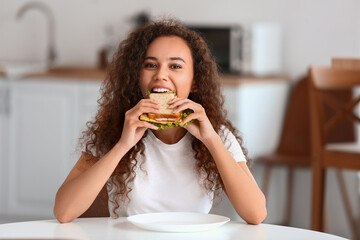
[{"xmin": 140, "ymin": 92, "xmax": 193, "ymax": 130}]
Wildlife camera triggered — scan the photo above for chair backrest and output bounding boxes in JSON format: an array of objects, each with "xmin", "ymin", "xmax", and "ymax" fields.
[
  {"xmin": 332, "ymin": 58, "xmax": 360, "ymax": 70},
  {"xmin": 331, "ymin": 58, "xmax": 360, "ymax": 143},
  {"xmin": 309, "ymin": 66, "xmax": 360, "ymax": 151},
  {"xmin": 276, "ymin": 76, "xmax": 311, "ymax": 155},
  {"xmin": 275, "ymin": 73, "xmax": 356, "ymax": 156}
]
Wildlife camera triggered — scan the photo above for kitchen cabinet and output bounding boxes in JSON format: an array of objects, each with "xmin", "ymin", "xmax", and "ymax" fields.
[
  {"xmin": 0, "ymin": 78, "xmax": 101, "ymax": 219},
  {"xmin": 221, "ymin": 76, "xmax": 289, "ymax": 159}
]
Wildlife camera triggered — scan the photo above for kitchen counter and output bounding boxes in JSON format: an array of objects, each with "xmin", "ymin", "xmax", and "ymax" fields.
[
  {"xmin": 24, "ymin": 67, "xmax": 289, "ymax": 85},
  {"xmin": 221, "ymin": 74, "xmax": 288, "ymax": 86},
  {"xmin": 26, "ymin": 67, "xmax": 106, "ymax": 80}
]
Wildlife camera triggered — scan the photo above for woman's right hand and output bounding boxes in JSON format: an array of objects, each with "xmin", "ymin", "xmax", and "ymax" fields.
[{"xmin": 117, "ymin": 99, "xmax": 159, "ymax": 152}]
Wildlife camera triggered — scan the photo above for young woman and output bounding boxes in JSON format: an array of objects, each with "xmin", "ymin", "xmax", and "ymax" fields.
[{"xmin": 54, "ymin": 19, "xmax": 267, "ymax": 224}]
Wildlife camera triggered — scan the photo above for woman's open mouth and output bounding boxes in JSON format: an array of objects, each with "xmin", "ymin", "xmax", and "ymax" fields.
[{"xmin": 151, "ymin": 88, "xmax": 173, "ymax": 93}]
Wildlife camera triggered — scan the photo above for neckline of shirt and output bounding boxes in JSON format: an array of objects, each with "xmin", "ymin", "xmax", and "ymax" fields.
[{"xmin": 145, "ymin": 129, "xmax": 192, "ymax": 149}]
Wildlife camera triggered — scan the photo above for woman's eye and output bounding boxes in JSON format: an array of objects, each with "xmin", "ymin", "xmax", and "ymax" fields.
[
  {"xmin": 170, "ymin": 64, "xmax": 182, "ymax": 69},
  {"xmin": 144, "ymin": 63, "xmax": 157, "ymax": 68}
]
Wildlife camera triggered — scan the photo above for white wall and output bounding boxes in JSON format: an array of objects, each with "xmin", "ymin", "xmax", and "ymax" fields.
[
  {"xmin": 1, "ymin": 0, "xmax": 359, "ymax": 239},
  {"xmin": 1, "ymin": 0, "xmax": 359, "ymax": 80}
]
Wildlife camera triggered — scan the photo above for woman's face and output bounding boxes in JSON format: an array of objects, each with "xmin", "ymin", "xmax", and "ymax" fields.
[{"xmin": 139, "ymin": 36, "xmax": 194, "ymax": 98}]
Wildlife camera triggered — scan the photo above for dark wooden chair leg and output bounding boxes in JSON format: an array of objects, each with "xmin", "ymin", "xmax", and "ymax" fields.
[{"xmin": 311, "ymin": 160, "xmax": 326, "ymax": 231}]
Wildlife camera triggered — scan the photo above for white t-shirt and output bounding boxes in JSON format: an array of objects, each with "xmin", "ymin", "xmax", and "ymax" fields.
[{"xmin": 108, "ymin": 126, "xmax": 246, "ymax": 217}]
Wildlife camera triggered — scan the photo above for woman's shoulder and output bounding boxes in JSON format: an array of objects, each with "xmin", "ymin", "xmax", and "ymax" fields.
[
  {"xmin": 218, "ymin": 125, "xmax": 236, "ymax": 141},
  {"xmin": 218, "ymin": 125, "xmax": 247, "ymax": 162}
]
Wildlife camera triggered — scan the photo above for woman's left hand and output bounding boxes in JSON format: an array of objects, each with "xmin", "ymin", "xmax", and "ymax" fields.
[{"xmin": 169, "ymin": 98, "xmax": 217, "ymax": 145}]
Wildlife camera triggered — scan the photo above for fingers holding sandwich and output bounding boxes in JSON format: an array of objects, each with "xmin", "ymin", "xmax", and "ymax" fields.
[
  {"xmin": 169, "ymin": 100, "xmax": 206, "ymax": 126},
  {"xmin": 169, "ymin": 98, "xmax": 216, "ymax": 143},
  {"xmin": 168, "ymin": 98, "xmax": 204, "ymax": 119},
  {"xmin": 126, "ymin": 99, "xmax": 160, "ymax": 129},
  {"xmin": 118, "ymin": 99, "xmax": 160, "ymax": 151},
  {"xmin": 131, "ymin": 99, "xmax": 160, "ymax": 117}
]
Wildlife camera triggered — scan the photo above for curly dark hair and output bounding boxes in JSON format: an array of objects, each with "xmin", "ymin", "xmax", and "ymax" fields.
[{"xmin": 79, "ymin": 18, "xmax": 250, "ymax": 217}]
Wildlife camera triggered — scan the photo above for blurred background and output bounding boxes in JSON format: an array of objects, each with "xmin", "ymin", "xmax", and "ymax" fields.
[{"xmin": 0, "ymin": 0, "xmax": 359, "ymax": 239}]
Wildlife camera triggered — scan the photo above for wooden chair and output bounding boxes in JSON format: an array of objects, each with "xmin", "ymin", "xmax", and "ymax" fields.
[
  {"xmin": 309, "ymin": 66, "xmax": 360, "ymax": 239},
  {"xmin": 256, "ymin": 76, "xmax": 312, "ymax": 226},
  {"xmin": 256, "ymin": 75, "xmax": 356, "ymax": 227},
  {"xmin": 332, "ymin": 58, "xmax": 360, "ymax": 70}
]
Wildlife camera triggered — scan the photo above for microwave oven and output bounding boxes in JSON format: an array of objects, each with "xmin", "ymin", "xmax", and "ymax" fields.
[
  {"xmin": 188, "ymin": 23, "xmax": 283, "ymax": 76},
  {"xmin": 188, "ymin": 25, "xmax": 243, "ymax": 74}
]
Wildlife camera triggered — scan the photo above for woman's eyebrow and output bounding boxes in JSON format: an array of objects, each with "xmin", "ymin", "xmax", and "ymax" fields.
[
  {"xmin": 169, "ymin": 57, "xmax": 185, "ymax": 63},
  {"xmin": 144, "ymin": 56, "xmax": 157, "ymax": 61},
  {"xmin": 144, "ymin": 56, "xmax": 186, "ymax": 63}
]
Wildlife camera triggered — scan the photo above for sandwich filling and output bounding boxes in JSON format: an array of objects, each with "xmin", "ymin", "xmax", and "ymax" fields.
[{"xmin": 140, "ymin": 91, "xmax": 194, "ymax": 129}]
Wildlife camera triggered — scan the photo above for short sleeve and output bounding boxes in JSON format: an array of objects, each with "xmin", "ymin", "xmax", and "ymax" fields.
[{"xmin": 219, "ymin": 126, "xmax": 247, "ymax": 162}]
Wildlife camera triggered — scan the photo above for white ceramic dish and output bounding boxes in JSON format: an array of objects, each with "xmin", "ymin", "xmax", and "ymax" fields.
[{"xmin": 127, "ymin": 212, "xmax": 230, "ymax": 233}]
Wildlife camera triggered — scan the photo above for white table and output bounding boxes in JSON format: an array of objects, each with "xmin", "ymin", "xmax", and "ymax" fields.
[{"xmin": 0, "ymin": 217, "xmax": 347, "ymax": 240}]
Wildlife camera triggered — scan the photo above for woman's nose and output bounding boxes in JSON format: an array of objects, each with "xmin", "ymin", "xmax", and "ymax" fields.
[{"xmin": 154, "ymin": 65, "xmax": 169, "ymax": 81}]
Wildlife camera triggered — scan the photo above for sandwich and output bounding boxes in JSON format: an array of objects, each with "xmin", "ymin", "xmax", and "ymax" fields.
[{"xmin": 139, "ymin": 91, "xmax": 193, "ymax": 130}]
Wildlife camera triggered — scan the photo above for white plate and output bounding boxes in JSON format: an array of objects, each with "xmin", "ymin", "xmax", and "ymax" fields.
[{"xmin": 127, "ymin": 212, "xmax": 230, "ymax": 232}]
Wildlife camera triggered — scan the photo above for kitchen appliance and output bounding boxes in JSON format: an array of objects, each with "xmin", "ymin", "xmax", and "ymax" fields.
[
  {"xmin": 242, "ymin": 22, "xmax": 283, "ymax": 76},
  {"xmin": 188, "ymin": 25, "xmax": 242, "ymax": 74},
  {"xmin": 188, "ymin": 22, "xmax": 283, "ymax": 76}
]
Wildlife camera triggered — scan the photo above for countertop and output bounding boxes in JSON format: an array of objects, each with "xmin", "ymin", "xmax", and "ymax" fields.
[{"xmin": 26, "ymin": 67, "xmax": 107, "ymax": 81}]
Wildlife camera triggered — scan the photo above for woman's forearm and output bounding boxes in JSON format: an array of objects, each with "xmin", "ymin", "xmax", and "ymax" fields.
[
  {"xmin": 205, "ymin": 135, "xmax": 267, "ymax": 225},
  {"xmin": 54, "ymin": 143, "xmax": 128, "ymax": 223}
]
